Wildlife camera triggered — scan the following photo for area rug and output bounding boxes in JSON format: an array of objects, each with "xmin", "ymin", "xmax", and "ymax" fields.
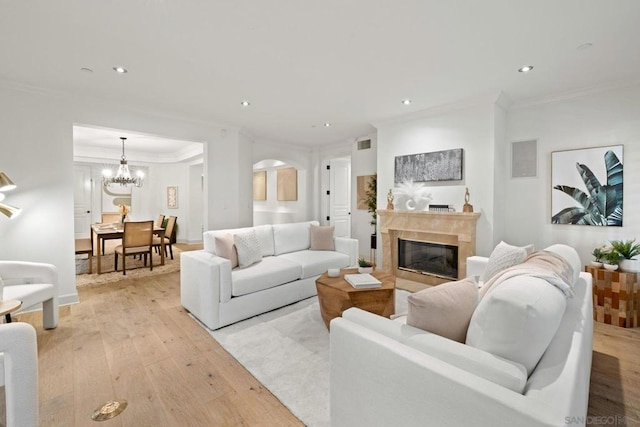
[
  {"xmin": 204, "ymin": 290, "xmax": 411, "ymax": 427},
  {"xmin": 75, "ymin": 247, "xmax": 182, "ymax": 287}
]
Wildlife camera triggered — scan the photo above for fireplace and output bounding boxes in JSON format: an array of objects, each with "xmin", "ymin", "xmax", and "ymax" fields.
[
  {"xmin": 398, "ymin": 239, "xmax": 458, "ymax": 280},
  {"xmin": 377, "ymin": 209, "xmax": 480, "ymax": 286}
]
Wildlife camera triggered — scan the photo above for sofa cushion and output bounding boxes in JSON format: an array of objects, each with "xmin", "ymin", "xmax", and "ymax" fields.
[
  {"xmin": 407, "ymin": 277, "xmax": 478, "ymax": 343},
  {"xmin": 234, "ymin": 230, "xmax": 263, "ymax": 268},
  {"xmin": 481, "ymin": 241, "xmax": 533, "ymax": 282},
  {"xmin": 310, "ymin": 224, "xmax": 335, "ymax": 251},
  {"xmin": 215, "ymin": 234, "xmax": 239, "ymax": 268},
  {"xmin": 273, "ymin": 221, "xmax": 318, "ymax": 255},
  {"xmin": 231, "ymin": 256, "xmax": 302, "ymax": 297},
  {"xmin": 466, "ymin": 275, "xmax": 567, "ymax": 375},
  {"xmin": 278, "ymin": 249, "xmax": 350, "ymax": 279}
]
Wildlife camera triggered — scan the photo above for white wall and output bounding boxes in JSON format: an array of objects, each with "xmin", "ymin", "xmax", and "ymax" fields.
[
  {"xmin": 375, "ymin": 101, "xmax": 498, "ymax": 262},
  {"xmin": 503, "ymin": 84, "xmax": 640, "ymax": 264}
]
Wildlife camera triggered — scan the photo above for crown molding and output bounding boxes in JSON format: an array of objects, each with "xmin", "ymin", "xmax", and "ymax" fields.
[
  {"xmin": 372, "ymin": 91, "xmax": 503, "ymax": 129},
  {"xmin": 0, "ymin": 77, "xmax": 236, "ymax": 133},
  {"xmin": 510, "ymin": 77, "xmax": 640, "ymax": 110}
]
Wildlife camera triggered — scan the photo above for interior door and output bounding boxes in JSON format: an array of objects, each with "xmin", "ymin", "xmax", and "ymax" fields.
[
  {"xmin": 74, "ymin": 165, "xmax": 92, "ymax": 239},
  {"xmin": 329, "ymin": 158, "xmax": 351, "ymax": 237}
]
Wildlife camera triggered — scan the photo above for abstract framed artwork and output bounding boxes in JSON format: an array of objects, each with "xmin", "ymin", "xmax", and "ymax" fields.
[
  {"xmin": 277, "ymin": 167, "xmax": 297, "ymax": 201},
  {"xmin": 253, "ymin": 171, "xmax": 267, "ymax": 201},
  {"xmin": 394, "ymin": 148, "xmax": 463, "ymax": 183},
  {"xmin": 551, "ymin": 145, "xmax": 623, "ymax": 226},
  {"xmin": 167, "ymin": 186, "xmax": 178, "ymax": 209}
]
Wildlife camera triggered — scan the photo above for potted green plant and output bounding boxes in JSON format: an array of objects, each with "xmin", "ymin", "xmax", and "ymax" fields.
[
  {"xmin": 601, "ymin": 249, "xmax": 622, "ymax": 271},
  {"xmin": 364, "ymin": 174, "xmax": 377, "ymax": 251},
  {"xmin": 609, "ymin": 239, "xmax": 640, "ymax": 272},
  {"xmin": 357, "ymin": 256, "xmax": 374, "ymax": 274},
  {"xmin": 591, "ymin": 247, "xmax": 604, "ymax": 268}
]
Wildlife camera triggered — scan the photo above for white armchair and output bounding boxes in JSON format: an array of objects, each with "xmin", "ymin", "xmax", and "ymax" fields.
[
  {"xmin": 0, "ymin": 261, "xmax": 59, "ymax": 329},
  {"xmin": 0, "ymin": 322, "xmax": 39, "ymax": 427}
]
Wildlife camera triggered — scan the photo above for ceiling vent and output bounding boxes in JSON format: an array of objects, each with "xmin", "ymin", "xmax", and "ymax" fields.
[{"xmin": 357, "ymin": 139, "xmax": 372, "ymax": 150}]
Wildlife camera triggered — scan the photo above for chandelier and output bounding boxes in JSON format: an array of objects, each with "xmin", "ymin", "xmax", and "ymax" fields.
[{"xmin": 102, "ymin": 137, "xmax": 144, "ymax": 187}]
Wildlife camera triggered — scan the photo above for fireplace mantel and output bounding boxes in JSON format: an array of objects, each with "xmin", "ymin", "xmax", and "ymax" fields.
[{"xmin": 377, "ymin": 209, "xmax": 481, "ymax": 285}]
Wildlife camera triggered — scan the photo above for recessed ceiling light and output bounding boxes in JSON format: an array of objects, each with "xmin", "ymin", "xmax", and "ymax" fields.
[
  {"xmin": 402, "ymin": 99, "xmax": 412, "ymax": 105},
  {"xmin": 518, "ymin": 65, "xmax": 534, "ymax": 73},
  {"xmin": 240, "ymin": 100, "xmax": 251, "ymax": 107},
  {"xmin": 80, "ymin": 67, "xmax": 93, "ymax": 73},
  {"xmin": 113, "ymin": 66, "xmax": 128, "ymax": 74},
  {"xmin": 324, "ymin": 123, "xmax": 331, "ymax": 127}
]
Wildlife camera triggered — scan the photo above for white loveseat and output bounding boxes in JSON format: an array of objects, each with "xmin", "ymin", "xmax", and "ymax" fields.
[
  {"xmin": 330, "ymin": 245, "xmax": 593, "ymax": 427},
  {"xmin": 181, "ymin": 221, "xmax": 358, "ymax": 330}
]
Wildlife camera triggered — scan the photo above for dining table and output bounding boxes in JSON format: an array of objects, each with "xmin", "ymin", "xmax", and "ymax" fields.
[{"xmin": 90, "ymin": 223, "xmax": 166, "ymax": 274}]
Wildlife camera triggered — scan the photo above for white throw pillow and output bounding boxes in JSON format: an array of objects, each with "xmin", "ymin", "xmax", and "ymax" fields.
[
  {"xmin": 407, "ymin": 277, "xmax": 479, "ymax": 343},
  {"xmin": 234, "ymin": 230, "xmax": 263, "ymax": 268},
  {"xmin": 481, "ymin": 241, "xmax": 533, "ymax": 282},
  {"xmin": 466, "ymin": 275, "xmax": 567, "ymax": 375}
]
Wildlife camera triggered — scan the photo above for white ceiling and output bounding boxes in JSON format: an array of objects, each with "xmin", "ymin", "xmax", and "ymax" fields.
[{"xmin": 2, "ymin": 1, "xmax": 640, "ymax": 149}]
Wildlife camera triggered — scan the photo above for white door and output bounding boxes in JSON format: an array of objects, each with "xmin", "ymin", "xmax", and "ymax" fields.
[
  {"xmin": 74, "ymin": 165, "xmax": 93, "ymax": 239},
  {"xmin": 329, "ymin": 158, "xmax": 351, "ymax": 237}
]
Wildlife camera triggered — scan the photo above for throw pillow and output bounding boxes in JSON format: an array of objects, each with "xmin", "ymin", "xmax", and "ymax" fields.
[
  {"xmin": 234, "ymin": 230, "xmax": 263, "ymax": 268},
  {"xmin": 407, "ymin": 276, "xmax": 479, "ymax": 343},
  {"xmin": 466, "ymin": 274, "xmax": 567, "ymax": 375},
  {"xmin": 215, "ymin": 234, "xmax": 239, "ymax": 269},
  {"xmin": 310, "ymin": 224, "xmax": 335, "ymax": 251},
  {"xmin": 481, "ymin": 241, "xmax": 533, "ymax": 282}
]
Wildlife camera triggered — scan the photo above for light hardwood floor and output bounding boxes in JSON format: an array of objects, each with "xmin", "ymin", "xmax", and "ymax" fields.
[{"xmin": 5, "ymin": 257, "xmax": 640, "ymax": 426}]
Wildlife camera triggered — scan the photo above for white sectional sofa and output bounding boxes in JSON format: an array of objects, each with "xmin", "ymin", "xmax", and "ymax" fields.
[
  {"xmin": 330, "ymin": 244, "xmax": 593, "ymax": 427},
  {"xmin": 181, "ymin": 221, "xmax": 358, "ymax": 330}
]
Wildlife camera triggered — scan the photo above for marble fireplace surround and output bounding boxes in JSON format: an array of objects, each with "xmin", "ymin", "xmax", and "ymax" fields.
[{"xmin": 378, "ymin": 209, "xmax": 481, "ymax": 286}]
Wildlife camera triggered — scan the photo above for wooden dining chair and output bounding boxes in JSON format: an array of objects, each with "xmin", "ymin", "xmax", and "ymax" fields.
[
  {"xmin": 100, "ymin": 212, "xmax": 124, "ymax": 254},
  {"xmin": 153, "ymin": 215, "xmax": 177, "ymax": 259},
  {"xmin": 114, "ymin": 220, "xmax": 154, "ymax": 275},
  {"xmin": 156, "ymin": 214, "xmax": 165, "ymax": 228}
]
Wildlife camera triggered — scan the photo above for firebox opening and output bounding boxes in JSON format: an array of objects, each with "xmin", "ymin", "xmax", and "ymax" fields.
[{"xmin": 398, "ymin": 239, "xmax": 458, "ymax": 280}]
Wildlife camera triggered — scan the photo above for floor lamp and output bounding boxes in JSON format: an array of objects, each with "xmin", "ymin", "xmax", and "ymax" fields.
[{"xmin": 0, "ymin": 172, "xmax": 21, "ymax": 219}]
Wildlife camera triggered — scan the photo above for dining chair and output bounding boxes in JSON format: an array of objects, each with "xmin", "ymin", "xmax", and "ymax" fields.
[
  {"xmin": 156, "ymin": 214, "xmax": 165, "ymax": 228},
  {"xmin": 153, "ymin": 215, "xmax": 177, "ymax": 259},
  {"xmin": 114, "ymin": 220, "xmax": 154, "ymax": 275},
  {"xmin": 100, "ymin": 212, "xmax": 124, "ymax": 255}
]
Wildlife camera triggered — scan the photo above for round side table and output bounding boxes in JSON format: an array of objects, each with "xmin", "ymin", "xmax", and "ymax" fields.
[{"xmin": 0, "ymin": 299, "xmax": 22, "ymax": 323}]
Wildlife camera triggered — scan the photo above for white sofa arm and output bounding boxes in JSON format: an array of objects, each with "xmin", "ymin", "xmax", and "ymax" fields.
[
  {"xmin": 330, "ymin": 317, "xmax": 562, "ymax": 427},
  {"xmin": 0, "ymin": 261, "xmax": 58, "ymax": 288},
  {"xmin": 334, "ymin": 237, "xmax": 358, "ymax": 266},
  {"xmin": 466, "ymin": 255, "xmax": 488, "ymax": 279},
  {"xmin": 180, "ymin": 251, "xmax": 232, "ymax": 330},
  {"xmin": 0, "ymin": 322, "xmax": 39, "ymax": 427}
]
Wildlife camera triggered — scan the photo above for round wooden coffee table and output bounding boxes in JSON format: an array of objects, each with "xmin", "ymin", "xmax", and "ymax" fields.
[
  {"xmin": 315, "ymin": 268, "xmax": 395, "ymax": 329},
  {"xmin": 1, "ymin": 299, "xmax": 22, "ymax": 323}
]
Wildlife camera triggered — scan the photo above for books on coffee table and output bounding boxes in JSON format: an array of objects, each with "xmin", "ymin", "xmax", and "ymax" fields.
[{"xmin": 344, "ymin": 273, "xmax": 382, "ymax": 289}]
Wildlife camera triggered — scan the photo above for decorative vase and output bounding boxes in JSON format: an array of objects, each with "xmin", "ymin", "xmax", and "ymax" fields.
[
  {"xmin": 603, "ymin": 263, "xmax": 619, "ymax": 271},
  {"xmin": 358, "ymin": 266, "xmax": 373, "ymax": 274},
  {"xmin": 619, "ymin": 259, "xmax": 639, "ymax": 273},
  {"xmin": 591, "ymin": 261, "xmax": 603, "ymax": 268}
]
